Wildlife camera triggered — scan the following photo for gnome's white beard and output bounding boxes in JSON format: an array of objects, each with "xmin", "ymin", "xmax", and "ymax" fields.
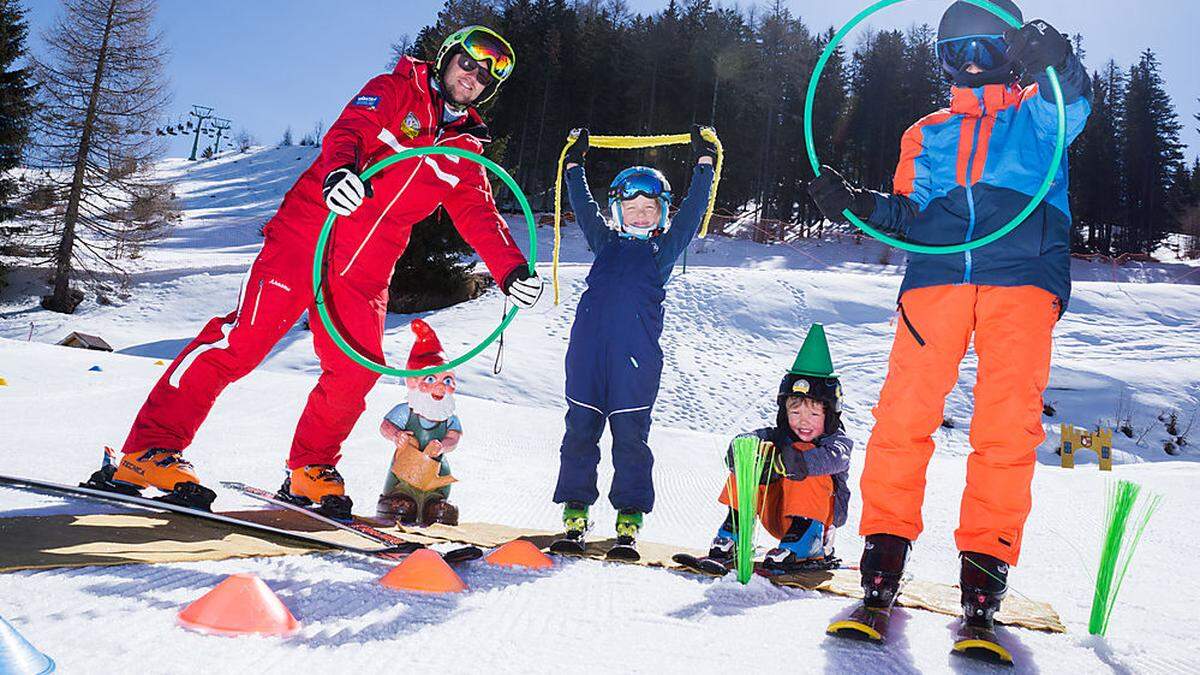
[{"xmin": 409, "ymin": 388, "xmax": 455, "ymax": 422}]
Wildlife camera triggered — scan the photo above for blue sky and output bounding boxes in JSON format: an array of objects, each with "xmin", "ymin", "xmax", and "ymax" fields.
[{"xmin": 23, "ymin": 0, "xmax": 1200, "ymax": 160}]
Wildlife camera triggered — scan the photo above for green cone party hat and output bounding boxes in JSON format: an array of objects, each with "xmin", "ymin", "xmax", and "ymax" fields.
[{"xmin": 789, "ymin": 323, "xmax": 835, "ymax": 378}]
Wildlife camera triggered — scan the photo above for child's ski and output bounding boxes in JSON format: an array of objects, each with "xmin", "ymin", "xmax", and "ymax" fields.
[
  {"xmin": 221, "ymin": 481, "xmax": 482, "ymax": 564},
  {"xmin": 671, "ymin": 553, "xmax": 731, "ymax": 577}
]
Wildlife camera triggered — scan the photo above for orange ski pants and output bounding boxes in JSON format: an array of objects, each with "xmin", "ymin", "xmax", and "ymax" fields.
[
  {"xmin": 719, "ymin": 468, "xmax": 834, "ymax": 540},
  {"xmin": 859, "ymin": 284, "xmax": 1060, "ymax": 565}
]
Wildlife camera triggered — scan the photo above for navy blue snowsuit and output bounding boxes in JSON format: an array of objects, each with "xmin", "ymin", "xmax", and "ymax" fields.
[{"xmin": 553, "ymin": 163, "xmax": 715, "ymax": 513}]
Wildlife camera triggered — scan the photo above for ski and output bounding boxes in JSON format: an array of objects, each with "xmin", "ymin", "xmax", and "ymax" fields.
[
  {"xmin": 952, "ymin": 621, "xmax": 1015, "ymax": 666},
  {"xmin": 827, "ymin": 603, "xmax": 896, "ymax": 643},
  {"xmin": 220, "ymin": 481, "xmax": 482, "ymax": 564},
  {"xmin": 826, "ymin": 574, "xmax": 910, "ymax": 643},
  {"xmin": 604, "ymin": 543, "xmax": 640, "ymax": 562},
  {"xmin": 671, "ymin": 553, "xmax": 731, "ymax": 577},
  {"xmin": 0, "ymin": 473, "xmax": 407, "ymax": 558},
  {"xmin": 547, "ymin": 537, "xmax": 588, "ymax": 555}
]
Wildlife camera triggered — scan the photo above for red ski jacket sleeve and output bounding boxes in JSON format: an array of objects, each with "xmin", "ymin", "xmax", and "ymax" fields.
[
  {"xmin": 319, "ymin": 74, "xmax": 403, "ymax": 175},
  {"xmin": 440, "ymin": 149, "xmax": 527, "ymax": 284}
]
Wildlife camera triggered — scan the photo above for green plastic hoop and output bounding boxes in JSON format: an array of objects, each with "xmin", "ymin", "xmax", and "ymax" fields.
[
  {"xmin": 312, "ymin": 146, "xmax": 537, "ymax": 377},
  {"xmin": 803, "ymin": 0, "xmax": 1068, "ymax": 255}
]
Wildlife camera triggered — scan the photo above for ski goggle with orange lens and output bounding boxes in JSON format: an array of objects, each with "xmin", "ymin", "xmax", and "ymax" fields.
[{"xmin": 461, "ymin": 30, "xmax": 514, "ymax": 82}]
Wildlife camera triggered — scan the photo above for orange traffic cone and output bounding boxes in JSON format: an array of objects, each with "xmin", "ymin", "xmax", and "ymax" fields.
[
  {"xmin": 177, "ymin": 573, "xmax": 300, "ymax": 636},
  {"xmin": 379, "ymin": 549, "xmax": 467, "ymax": 593},
  {"xmin": 484, "ymin": 540, "xmax": 554, "ymax": 570}
]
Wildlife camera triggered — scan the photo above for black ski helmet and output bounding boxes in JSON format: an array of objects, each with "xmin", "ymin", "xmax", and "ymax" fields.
[
  {"xmin": 776, "ymin": 373, "xmax": 843, "ymax": 437},
  {"xmin": 936, "ymin": 0, "xmax": 1023, "ymax": 87}
]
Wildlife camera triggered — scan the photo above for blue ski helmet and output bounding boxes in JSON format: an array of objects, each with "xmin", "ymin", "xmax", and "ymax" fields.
[
  {"xmin": 936, "ymin": 0, "xmax": 1023, "ymax": 87},
  {"xmin": 607, "ymin": 166, "xmax": 672, "ymax": 239}
]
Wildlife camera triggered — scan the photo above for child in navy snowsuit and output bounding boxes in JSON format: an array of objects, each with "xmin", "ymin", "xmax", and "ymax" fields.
[{"xmin": 551, "ymin": 125, "xmax": 716, "ymax": 556}]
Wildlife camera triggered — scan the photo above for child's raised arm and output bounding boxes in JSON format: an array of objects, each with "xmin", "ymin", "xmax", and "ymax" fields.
[
  {"xmin": 564, "ymin": 164, "xmax": 614, "ymax": 254},
  {"xmin": 656, "ymin": 162, "xmax": 715, "ymax": 271}
]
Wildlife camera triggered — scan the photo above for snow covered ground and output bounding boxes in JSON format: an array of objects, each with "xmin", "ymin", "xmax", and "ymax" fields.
[{"xmin": 1, "ymin": 146, "xmax": 1198, "ymax": 673}]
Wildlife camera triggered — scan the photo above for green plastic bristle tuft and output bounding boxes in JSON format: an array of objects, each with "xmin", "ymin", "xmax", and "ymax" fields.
[
  {"xmin": 1088, "ymin": 479, "xmax": 1162, "ymax": 636},
  {"xmin": 728, "ymin": 436, "xmax": 770, "ymax": 584}
]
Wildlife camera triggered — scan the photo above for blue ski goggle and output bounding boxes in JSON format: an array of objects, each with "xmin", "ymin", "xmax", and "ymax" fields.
[
  {"xmin": 936, "ymin": 34, "xmax": 1009, "ymax": 73},
  {"xmin": 608, "ymin": 170, "xmax": 672, "ymax": 204}
]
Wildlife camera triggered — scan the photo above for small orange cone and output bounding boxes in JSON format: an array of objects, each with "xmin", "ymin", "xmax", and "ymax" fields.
[
  {"xmin": 485, "ymin": 540, "xmax": 553, "ymax": 570},
  {"xmin": 379, "ymin": 549, "xmax": 467, "ymax": 593},
  {"xmin": 154, "ymin": 360, "xmax": 165, "ymax": 366},
  {"xmin": 177, "ymin": 573, "xmax": 300, "ymax": 636}
]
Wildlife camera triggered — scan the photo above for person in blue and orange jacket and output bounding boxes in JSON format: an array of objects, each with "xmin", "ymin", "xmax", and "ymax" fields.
[{"xmin": 807, "ymin": 0, "xmax": 1091, "ymax": 627}]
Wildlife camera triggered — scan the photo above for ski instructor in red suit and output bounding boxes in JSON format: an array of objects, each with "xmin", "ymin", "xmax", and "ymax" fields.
[{"xmin": 105, "ymin": 26, "xmax": 542, "ymax": 518}]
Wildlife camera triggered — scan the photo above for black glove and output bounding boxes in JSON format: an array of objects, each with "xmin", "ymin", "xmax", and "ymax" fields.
[
  {"xmin": 322, "ymin": 164, "xmax": 373, "ymax": 217},
  {"xmin": 564, "ymin": 128, "xmax": 589, "ymax": 166},
  {"xmin": 807, "ymin": 165, "xmax": 875, "ymax": 223},
  {"xmin": 691, "ymin": 124, "xmax": 718, "ymax": 164},
  {"xmin": 1005, "ymin": 20, "xmax": 1071, "ymax": 73},
  {"xmin": 501, "ymin": 265, "xmax": 544, "ymax": 309}
]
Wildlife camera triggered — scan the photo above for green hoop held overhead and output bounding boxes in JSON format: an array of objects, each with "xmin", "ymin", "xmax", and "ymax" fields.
[
  {"xmin": 312, "ymin": 146, "xmax": 537, "ymax": 377},
  {"xmin": 803, "ymin": 0, "xmax": 1068, "ymax": 255}
]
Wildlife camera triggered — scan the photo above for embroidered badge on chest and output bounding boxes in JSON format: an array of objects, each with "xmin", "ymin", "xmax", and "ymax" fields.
[{"xmin": 401, "ymin": 111, "xmax": 422, "ymax": 139}]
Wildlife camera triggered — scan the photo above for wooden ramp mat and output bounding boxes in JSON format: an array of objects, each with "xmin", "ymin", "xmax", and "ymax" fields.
[
  {"xmin": 0, "ymin": 510, "xmax": 371, "ymax": 572},
  {"xmin": 395, "ymin": 521, "xmax": 1065, "ymax": 634}
]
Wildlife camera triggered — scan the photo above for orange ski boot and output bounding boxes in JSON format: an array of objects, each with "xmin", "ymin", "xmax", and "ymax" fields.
[
  {"xmin": 278, "ymin": 465, "xmax": 353, "ymax": 521},
  {"xmin": 93, "ymin": 446, "xmax": 216, "ymax": 510}
]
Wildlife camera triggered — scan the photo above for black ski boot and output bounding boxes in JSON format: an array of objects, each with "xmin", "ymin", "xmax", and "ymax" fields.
[
  {"xmin": 960, "ymin": 551, "xmax": 1008, "ymax": 629},
  {"xmin": 860, "ymin": 533, "xmax": 911, "ymax": 610},
  {"xmin": 549, "ymin": 502, "xmax": 590, "ymax": 555},
  {"xmin": 827, "ymin": 533, "xmax": 911, "ymax": 643},
  {"xmin": 953, "ymin": 551, "xmax": 1015, "ymax": 665},
  {"xmin": 606, "ymin": 510, "xmax": 642, "ymax": 561}
]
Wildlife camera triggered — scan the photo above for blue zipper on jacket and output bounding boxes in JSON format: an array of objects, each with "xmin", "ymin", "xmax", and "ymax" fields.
[{"xmin": 962, "ymin": 92, "xmax": 986, "ymax": 284}]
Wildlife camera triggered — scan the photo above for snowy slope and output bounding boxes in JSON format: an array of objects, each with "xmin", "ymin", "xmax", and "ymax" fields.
[{"xmin": 1, "ymin": 146, "xmax": 1199, "ymax": 673}]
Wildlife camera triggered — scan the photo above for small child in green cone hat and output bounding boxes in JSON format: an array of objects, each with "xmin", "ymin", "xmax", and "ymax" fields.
[{"xmin": 690, "ymin": 324, "xmax": 854, "ymax": 575}]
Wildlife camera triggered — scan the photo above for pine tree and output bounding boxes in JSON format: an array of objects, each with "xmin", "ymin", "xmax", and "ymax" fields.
[
  {"xmin": 0, "ymin": 0, "xmax": 34, "ymax": 223},
  {"xmin": 1118, "ymin": 49, "xmax": 1184, "ymax": 254},
  {"xmin": 29, "ymin": 0, "xmax": 173, "ymax": 313},
  {"xmin": 1070, "ymin": 61, "xmax": 1125, "ymax": 254}
]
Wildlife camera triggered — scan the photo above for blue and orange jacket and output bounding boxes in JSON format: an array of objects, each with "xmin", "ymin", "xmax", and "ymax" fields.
[{"xmin": 868, "ymin": 53, "xmax": 1092, "ymax": 308}]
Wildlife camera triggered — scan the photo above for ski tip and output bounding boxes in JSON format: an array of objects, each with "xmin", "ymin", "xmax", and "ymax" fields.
[
  {"xmin": 952, "ymin": 638, "xmax": 1014, "ymax": 665},
  {"xmin": 827, "ymin": 620, "xmax": 883, "ymax": 642}
]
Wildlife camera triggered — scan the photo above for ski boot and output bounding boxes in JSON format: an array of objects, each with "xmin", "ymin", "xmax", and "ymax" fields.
[
  {"xmin": 827, "ymin": 533, "xmax": 911, "ymax": 642},
  {"xmin": 953, "ymin": 551, "xmax": 1014, "ymax": 665},
  {"xmin": 278, "ymin": 465, "xmax": 353, "ymax": 522},
  {"xmin": 422, "ymin": 497, "xmax": 459, "ymax": 526},
  {"xmin": 376, "ymin": 493, "xmax": 418, "ymax": 524},
  {"xmin": 763, "ymin": 517, "xmax": 830, "ymax": 574},
  {"xmin": 85, "ymin": 446, "xmax": 216, "ymax": 511},
  {"xmin": 606, "ymin": 510, "xmax": 642, "ymax": 562},
  {"xmin": 549, "ymin": 502, "xmax": 590, "ymax": 555},
  {"xmin": 673, "ymin": 526, "xmax": 735, "ymax": 577}
]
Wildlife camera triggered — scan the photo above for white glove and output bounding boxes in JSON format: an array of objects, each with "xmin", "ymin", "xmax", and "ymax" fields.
[
  {"xmin": 503, "ymin": 267, "xmax": 544, "ymax": 309},
  {"xmin": 322, "ymin": 165, "xmax": 370, "ymax": 217}
]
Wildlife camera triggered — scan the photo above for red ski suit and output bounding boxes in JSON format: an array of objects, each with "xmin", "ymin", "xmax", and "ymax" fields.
[{"xmin": 122, "ymin": 57, "xmax": 527, "ymax": 469}]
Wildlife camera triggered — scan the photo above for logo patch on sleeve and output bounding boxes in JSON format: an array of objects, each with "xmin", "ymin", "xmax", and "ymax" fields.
[
  {"xmin": 352, "ymin": 95, "xmax": 381, "ymax": 109},
  {"xmin": 401, "ymin": 111, "xmax": 422, "ymax": 139}
]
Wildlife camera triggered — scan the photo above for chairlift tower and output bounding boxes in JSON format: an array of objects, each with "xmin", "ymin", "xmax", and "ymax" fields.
[
  {"xmin": 211, "ymin": 117, "xmax": 232, "ymax": 157},
  {"xmin": 188, "ymin": 105, "xmax": 215, "ymax": 161}
]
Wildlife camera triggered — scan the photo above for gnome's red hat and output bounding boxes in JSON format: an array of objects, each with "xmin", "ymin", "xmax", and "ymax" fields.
[{"xmin": 407, "ymin": 319, "xmax": 446, "ymax": 371}]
